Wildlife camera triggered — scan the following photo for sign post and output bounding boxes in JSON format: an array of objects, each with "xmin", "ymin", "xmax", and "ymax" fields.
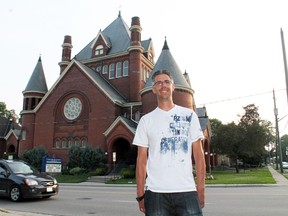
[{"xmin": 113, "ymin": 152, "xmax": 116, "ymax": 179}]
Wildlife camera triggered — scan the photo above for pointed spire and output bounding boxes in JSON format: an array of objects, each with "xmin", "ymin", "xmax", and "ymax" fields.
[
  {"xmin": 118, "ymin": 10, "xmax": 121, "ymax": 17},
  {"xmin": 24, "ymin": 56, "xmax": 48, "ymax": 93},
  {"xmin": 183, "ymin": 70, "xmax": 191, "ymax": 87},
  {"xmin": 144, "ymin": 38, "xmax": 191, "ymax": 90},
  {"xmin": 162, "ymin": 36, "xmax": 169, "ymax": 50}
]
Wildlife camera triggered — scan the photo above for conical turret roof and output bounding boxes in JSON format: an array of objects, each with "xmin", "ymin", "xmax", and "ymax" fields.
[
  {"xmin": 24, "ymin": 56, "xmax": 48, "ymax": 93},
  {"xmin": 144, "ymin": 39, "xmax": 191, "ymax": 90}
]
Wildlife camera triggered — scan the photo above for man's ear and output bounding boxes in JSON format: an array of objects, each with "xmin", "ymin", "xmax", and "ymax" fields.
[{"xmin": 152, "ymin": 86, "xmax": 156, "ymax": 94}]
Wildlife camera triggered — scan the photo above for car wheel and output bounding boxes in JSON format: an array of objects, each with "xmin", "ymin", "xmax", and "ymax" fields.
[{"xmin": 10, "ymin": 185, "xmax": 22, "ymax": 202}]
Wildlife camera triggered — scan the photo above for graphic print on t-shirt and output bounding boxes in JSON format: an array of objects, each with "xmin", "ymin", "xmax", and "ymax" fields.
[{"xmin": 160, "ymin": 113, "xmax": 193, "ymax": 156}]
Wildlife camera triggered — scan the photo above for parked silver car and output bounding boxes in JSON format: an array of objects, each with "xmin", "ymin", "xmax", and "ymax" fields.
[{"xmin": 282, "ymin": 161, "xmax": 288, "ymax": 169}]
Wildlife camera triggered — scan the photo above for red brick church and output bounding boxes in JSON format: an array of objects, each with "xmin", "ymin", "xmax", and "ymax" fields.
[{"xmin": 2, "ymin": 12, "xmax": 211, "ymax": 167}]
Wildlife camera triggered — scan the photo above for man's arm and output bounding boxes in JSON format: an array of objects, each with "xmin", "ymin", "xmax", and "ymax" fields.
[
  {"xmin": 192, "ymin": 139, "xmax": 206, "ymax": 208},
  {"xmin": 136, "ymin": 146, "xmax": 148, "ymax": 213}
]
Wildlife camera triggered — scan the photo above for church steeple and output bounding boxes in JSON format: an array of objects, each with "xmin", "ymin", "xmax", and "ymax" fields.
[
  {"xmin": 143, "ymin": 39, "xmax": 191, "ymax": 90},
  {"xmin": 24, "ymin": 56, "xmax": 48, "ymax": 93},
  {"xmin": 162, "ymin": 37, "xmax": 169, "ymax": 50},
  {"xmin": 22, "ymin": 56, "xmax": 48, "ymax": 111},
  {"xmin": 140, "ymin": 38, "xmax": 195, "ymax": 113}
]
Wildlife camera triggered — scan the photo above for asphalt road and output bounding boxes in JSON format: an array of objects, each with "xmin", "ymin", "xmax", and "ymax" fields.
[{"xmin": 1, "ymin": 184, "xmax": 288, "ymax": 216}]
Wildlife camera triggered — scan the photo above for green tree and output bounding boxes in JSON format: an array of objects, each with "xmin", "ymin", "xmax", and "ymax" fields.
[
  {"xmin": 209, "ymin": 118, "xmax": 223, "ymax": 154},
  {"xmin": 217, "ymin": 122, "xmax": 245, "ymax": 173},
  {"xmin": 239, "ymin": 104, "xmax": 273, "ymax": 166},
  {"xmin": 210, "ymin": 104, "xmax": 273, "ymax": 173},
  {"xmin": 0, "ymin": 102, "xmax": 18, "ymax": 122}
]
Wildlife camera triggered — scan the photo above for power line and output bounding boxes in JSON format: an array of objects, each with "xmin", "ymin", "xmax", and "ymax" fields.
[{"xmin": 198, "ymin": 88, "xmax": 286, "ymax": 106}]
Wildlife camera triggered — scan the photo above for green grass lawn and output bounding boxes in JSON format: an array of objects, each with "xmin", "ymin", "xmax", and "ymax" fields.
[
  {"xmin": 205, "ymin": 167, "xmax": 276, "ymax": 184},
  {"xmin": 55, "ymin": 167, "xmax": 276, "ymax": 184},
  {"xmin": 55, "ymin": 173, "xmax": 90, "ymax": 183}
]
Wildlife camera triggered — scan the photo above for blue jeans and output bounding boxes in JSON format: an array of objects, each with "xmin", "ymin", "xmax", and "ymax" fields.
[{"xmin": 144, "ymin": 190, "xmax": 203, "ymax": 216}]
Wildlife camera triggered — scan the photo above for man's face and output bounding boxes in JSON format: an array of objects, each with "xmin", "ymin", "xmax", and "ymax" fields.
[{"xmin": 152, "ymin": 74, "xmax": 175, "ymax": 100}]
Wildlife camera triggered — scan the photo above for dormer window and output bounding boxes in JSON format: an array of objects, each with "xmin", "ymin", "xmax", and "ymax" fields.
[{"xmin": 95, "ymin": 45, "xmax": 104, "ymax": 55}]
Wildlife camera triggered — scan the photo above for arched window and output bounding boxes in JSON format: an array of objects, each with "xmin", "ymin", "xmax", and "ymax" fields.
[
  {"xmin": 55, "ymin": 139, "xmax": 61, "ymax": 148},
  {"xmin": 96, "ymin": 65, "xmax": 102, "ymax": 73},
  {"xmin": 135, "ymin": 111, "xmax": 141, "ymax": 121},
  {"xmin": 102, "ymin": 65, "xmax": 108, "ymax": 74},
  {"xmin": 123, "ymin": 60, "xmax": 129, "ymax": 76},
  {"xmin": 68, "ymin": 138, "xmax": 74, "ymax": 148},
  {"xmin": 143, "ymin": 67, "xmax": 148, "ymax": 82},
  {"xmin": 109, "ymin": 63, "xmax": 115, "ymax": 79},
  {"xmin": 95, "ymin": 45, "xmax": 104, "ymax": 55},
  {"xmin": 116, "ymin": 62, "xmax": 122, "ymax": 78},
  {"xmin": 75, "ymin": 138, "xmax": 81, "ymax": 147},
  {"xmin": 62, "ymin": 139, "xmax": 68, "ymax": 148},
  {"xmin": 81, "ymin": 137, "xmax": 88, "ymax": 147}
]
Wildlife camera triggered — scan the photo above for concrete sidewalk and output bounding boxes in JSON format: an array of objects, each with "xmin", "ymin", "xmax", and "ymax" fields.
[
  {"xmin": 267, "ymin": 165, "xmax": 288, "ymax": 185},
  {"xmin": 0, "ymin": 209, "xmax": 52, "ymax": 216}
]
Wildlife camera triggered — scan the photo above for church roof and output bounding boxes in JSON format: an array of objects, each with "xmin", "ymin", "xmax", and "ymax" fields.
[
  {"xmin": 0, "ymin": 116, "xmax": 21, "ymax": 138},
  {"xmin": 197, "ymin": 107, "xmax": 210, "ymax": 132},
  {"xmin": 103, "ymin": 116, "xmax": 137, "ymax": 137},
  {"xmin": 75, "ymin": 13, "xmax": 131, "ymax": 61},
  {"xmin": 141, "ymin": 38, "xmax": 152, "ymax": 51},
  {"xmin": 141, "ymin": 39, "xmax": 192, "ymax": 93},
  {"xmin": 23, "ymin": 57, "xmax": 48, "ymax": 93},
  {"xmin": 76, "ymin": 60, "xmax": 128, "ymax": 104}
]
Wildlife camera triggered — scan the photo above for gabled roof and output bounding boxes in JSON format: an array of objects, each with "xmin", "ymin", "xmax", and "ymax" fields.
[
  {"xmin": 23, "ymin": 56, "xmax": 48, "ymax": 93},
  {"xmin": 4, "ymin": 128, "xmax": 21, "ymax": 141},
  {"xmin": 0, "ymin": 117, "xmax": 9, "ymax": 137},
  {"xmin": 32, "ymin": 59, "xmax": 127, "ymax": 113},
  {"xmin": 141, "ymin": 38, "xmax": 155, "ymax": 56},
  {"xmin": 141, "ymin": 39, "xmax": 192, "ymax": 94},
  {"xmin": 76, "ymin": 61, "xmax": 128, "ymax": 104},
  {"xmin": 197, "ymin": 107, "xmax": 208, "ymax": 118},
  {"xmin": 75, "ymin": 13, "xmax": 131, "ymax": 61},
  {"xmin": 0, "ymin": 117, "xmax": 21, "ymax": 138},
  {"xmin": 103, "ymin": 116, "xmax": 137, "ymax": 136},
  {"xmin": 90, "ymin": 30, "xmax": 111, "ymax": 49},
  {"xmin": 197, "ymin": 107, "xmax": 210, "ymax": 132}
]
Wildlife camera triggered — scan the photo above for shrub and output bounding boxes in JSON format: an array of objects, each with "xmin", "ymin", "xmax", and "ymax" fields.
[
  {"xmin": 93, "ymin": 167, "xmax": 107, "ymax": 176},
  {"xmin": 22, "ymin": 146, "xmax": 47, "ymax": 171},
  {"xmin": 69, "ymin": 167, "xmax": 86, "ymax": 175},
  {"xmin": 120, "ymin": 167, "xmax": 135, "ymax": 178},
  {"xmin": 68, "ymin": 145, "xmax": 107, "ymax": 171}
]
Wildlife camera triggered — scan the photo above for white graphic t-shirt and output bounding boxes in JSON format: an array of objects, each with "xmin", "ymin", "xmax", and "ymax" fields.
[{"xmin": 133, "ymin": 105, "xmax": 204, "ymax": 193}]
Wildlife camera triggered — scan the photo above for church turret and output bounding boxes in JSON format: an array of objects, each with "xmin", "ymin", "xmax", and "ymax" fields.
[
  {"xmin": 140, "ymin": 39, "xmax": 196, "ymax": 113},
  {"xmin": 22, "ymin": 56, "xmax": 48, "ymax": 112},
  {"xmin": 59, "ymin": 35, "xmax": 73, "ymax": 74},
  {"xmin": 128, "ymin": 16, "xmax": 144, "ymax": 101},
  {"xmin": 20, "ymin": 56, "xmax": 48, "ymax": 156}
]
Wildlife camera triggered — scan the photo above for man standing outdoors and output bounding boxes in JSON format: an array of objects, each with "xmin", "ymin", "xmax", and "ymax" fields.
[{"xmin": 133, "ymin": 70, "xmax": 206, "ymax": 216}]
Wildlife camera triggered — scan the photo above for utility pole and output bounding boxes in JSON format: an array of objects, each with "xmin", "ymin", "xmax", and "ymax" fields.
[
  {"xmin": 281, "ymin": 28, "xmax": 288, "ymax": 103},
  {"xmin": 273, "ymin": 89, "xmax": 284, "ymax": 173},
  {"xmin": 280, "ymin": 28, "xmax": 288, "ymax": 173},
  {"xmin": 273, "ymin": 89, "xmax": 279, "ymax": 170}
]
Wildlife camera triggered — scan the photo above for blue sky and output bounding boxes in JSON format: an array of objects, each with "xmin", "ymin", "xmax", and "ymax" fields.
[{"xmin": 1, "ymin": 0, "xmax": 288, "ymax": 135}]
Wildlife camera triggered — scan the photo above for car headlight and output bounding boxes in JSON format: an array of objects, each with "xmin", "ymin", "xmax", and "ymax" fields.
[
  {"xmin": 53, "ymin": 178, "xmax": 58, "ymax": 184},
  {"xmin": 24, "ymin": 178, "xmax": 38, "ymax": 186}
]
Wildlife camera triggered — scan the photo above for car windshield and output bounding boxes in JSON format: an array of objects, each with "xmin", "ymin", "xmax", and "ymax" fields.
[{"xmin": 8, "ymin": 162, "xmax": 35, "ymax": 174}]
